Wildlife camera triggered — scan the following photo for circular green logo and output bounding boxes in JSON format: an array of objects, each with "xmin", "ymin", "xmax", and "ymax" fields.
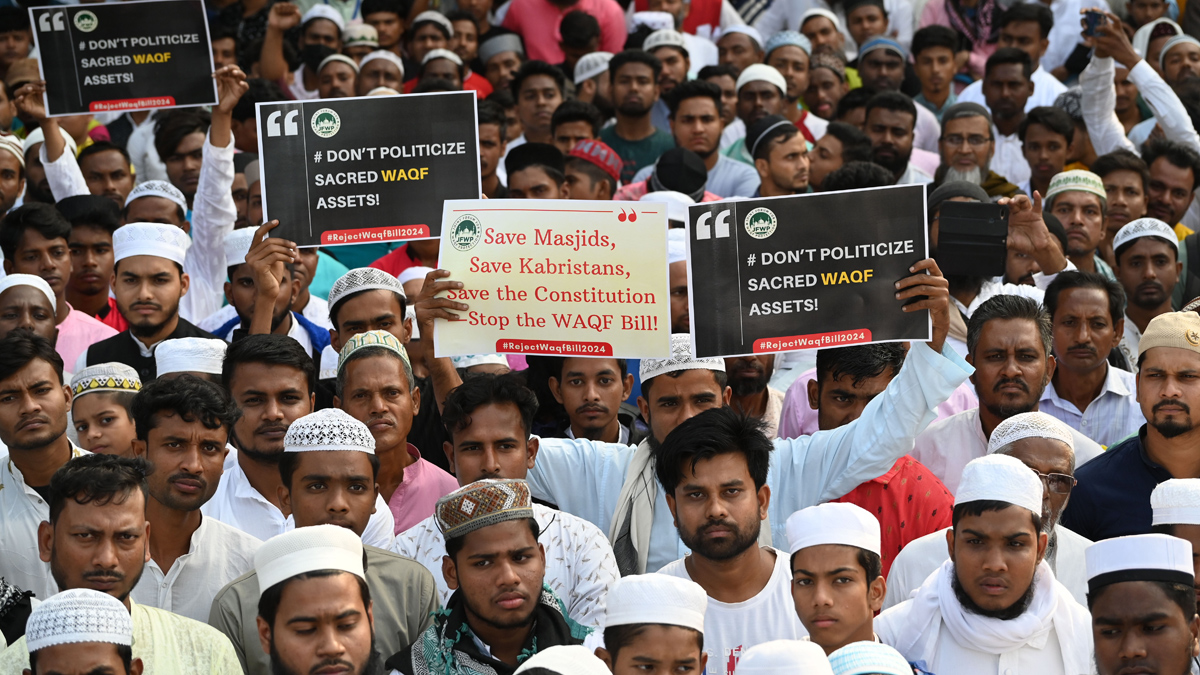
[
  {"xmin": 310, "ymin": 108, "xmax": 341, "ymax": 138},
  {"xmin": 744, "ymin": 207, "xmax": 777, "ymax": 239},
  {"xmin": 73, "ymin": 10, "xmax": 98, "ymax": 32},
  {"xmin": 451, "ymin": 215, "xmax": 483, "ymax": 252}
]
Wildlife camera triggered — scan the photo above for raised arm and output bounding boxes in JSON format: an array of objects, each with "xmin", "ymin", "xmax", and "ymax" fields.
[{"xmin": 14, "ymin": 81, "xmax": 88, "ymax": 200}]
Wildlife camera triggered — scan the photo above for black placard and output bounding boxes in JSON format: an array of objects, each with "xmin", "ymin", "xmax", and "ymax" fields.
[
  {"xmin": 686, "ymin": 184, "xmax": 931, "ymax": 358},
  {"xmin": 256, "ymin": 91, "xmax": 481, "ymax": 247},
  {"xmin": 31, "ymin": 0, "xmax": 217, "ymax": 117}
]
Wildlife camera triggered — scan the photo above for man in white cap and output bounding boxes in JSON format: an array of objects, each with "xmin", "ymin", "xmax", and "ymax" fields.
[
  {"xmin": 718, "ymin": 25, "xmax": 765, "ymax": 72},
  {"xmin": 22, "ymin": 588, "xmax": 141, "ymax": 675},
  {"xmin": 210, "ymin": 409, "xmax": 437, "ymax": 675},
  {"xmin": 154, "ymin": 336, "xmax": 228, "ymax": 383},
  {"xmin": 722, "ymin": 63, "xmax": 789, "ymax": 167},
  {"xmin": 595, "ymin": 575, "xmax": 708, "ymax": 674},
  {"xmin": 355, "ymin": 50, "xmax": 405, "ymax": 96},
  {"xmin": 575, "ymin": 51, "xmax": 614, "ymax": 116},
  {"xmin": 0, "ymin": 273, "xmax": 59, "ymax": 345},
  {"xmin": 317, "ymin": 53, "xmax": 358, "ymax": 100},
  {"xmin": 76, "ymin": 222, "xmax": 218, "ymax": 384},
  {"xmin": 643, "ymin": 30, "xmax": 693, "ymax": 132},
  {"xmin": 1064, "ymin": 311, "xmax": 1200, "ymax": 541},
  {"xmin": 735, "ymin": 640, "xmax": 834, "ymax": 674},
  {"xmin": 1111, "ymin": 218, "xmax": 1181, "ymax": 368},
  {"xmin": 479, "ymin": 33, "xmax": 526, "ymax": 94},
  {"xmin": 252, "ymin": 524, "xmax": 381, "ymax": 675},
  {"xmin": 1043, "ymin": 170, "xmax": 1114, "ymax": 278},
  {"xmin": 786, "ymin": 503, "xmax": 885, "ymax": 655},
  {"xmin": 1151, "ymin": 478, "xmax": 1200, "ymax": 610},
  {"xmin": 0, "ymin": 130, "xmax": 22, "ymax": 214},
  {"xmin": 828, "ymin": 641, "xmax": 913, "ymax": 675},
  {"xmin": 877, "ymin": 454, "xmax": 1093, "ymax": 674},
  {"xmin": 887, "ymin": 411, "xmax": 1093, "ymax": 608},
  {"xmin": 1087, "ymin": 533, "xmax": 1200, "ymax": 675}
]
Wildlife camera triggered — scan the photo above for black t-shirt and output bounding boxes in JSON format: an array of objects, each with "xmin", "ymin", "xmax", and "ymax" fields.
[{"xmin": 408, "ymin": 375, "xmax": 452, "ymax": 473}]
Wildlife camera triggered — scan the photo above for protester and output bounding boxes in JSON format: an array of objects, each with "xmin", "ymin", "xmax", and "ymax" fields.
[
  {"xmin": 718, "ymin": 25, "xmax": 765, "ymax": 71},
  {"xmin": 0, "ymin": 275, "xmax": 58, "ymax": 344},
  {"xmin": 956, "ymin": 3, "xmax": 1067, "ymax": 111},
  {"xmin": 724, "ymin": 64, "xmax": 789, "ymax": 167},
  {"xmin": 856, "ymin": 38, "xmax": 940, "ymax": 152},
  {"xmin": 564, "ymin": 138, "xmax": 622, "ymax": 201},
  {"xmin": 57, "ymin": 195, "xmax": 125, "ymax": 331},
  {"xmin": 355, "ymin": 50, "xmax": 405, "ymax": 95},
  {"xmin": 1020, "ymin": 108, "xmax": 1077, "ymax": 200},
  {"xmin": 804, "ymin": 48, "xmax": 851, "ymax": 124},
  {"xmin": 478, "ymin": 99, "xmax": 510, "ymax": 199},
  {"xmin": 155, "ymin": 337, "xmax": 226, "ymax": 383},
  {"xmin": 935, "ymin": 103, "xmax": 1021, "ymax": 197},
  {"xmin": 594, "ymin": 574, "xmax": 707, "ymax": 673},
  {"xmin": 1150, "ymin": 479, "xmax": 1200, "ymax": 605},
  {"xmin": 480, "ymin": 34, "xmax": 526, "ymax": 95},
  {"xmin": 734, "ymin": 640, "xmax": 834, "ymax": 673},
  {"xmin": 600, "ymin": 51, "xmax": 675, "ymax": 184},
  {"xmin": 1143, "ymin": 139, "xmax": 1200, "ymax": 237},
  {"xmin": 765, "ymin": 32, "xmax": 826, "ymax": 141},
  {"xmin": 22, "ymin": 588, "xmax": 141, "ymax": 675},
  {"xmin": 506, "ymin": 142, "xmax": 568, "ymax": 199},
  {"xmin": 864, "ymin": 91, "xmax": 932, "ymax": 184},
  {"xmin": 911, "ymin": 26, "xmax": 961, "ymax": 121},
  {"xmin": 808, "ymin": 122, "xmax": 873, "ymax": 191},
  {"xmin": 1110, "ymin": 218, "xmax": 1180, "ymax": 367},
  {"xmin": 550, "ymin": 100, "xmax": 602, "ymax": 155},
  {"xmin": 643, "ymin": 30, "xmax": 691, "ymax": 132},
  {"xmin": 509, "ymin": 61, "xmax": 565, "ymax": 147},
  {"xmin": 70, "ymin": 363, "xmax": 140, "ymax": 457},
  {"xmin": 746, "ymin": 114, "xmax": 810, "ymax": 197},
  {"xmin": 1092, "ymin": 151, "xmax": 1150, "ymax": 268}
]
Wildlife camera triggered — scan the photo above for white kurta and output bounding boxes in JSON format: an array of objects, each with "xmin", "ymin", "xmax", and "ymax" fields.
[
  {"xmin": 131, "ymin": 515, "xmax": 261, "ymax": 622},
  {"xmin": 392, "ymin": 503, "xmax": 619, "ymax": 628},
  {"xmin": 910, "ymin": 408, "xmax": 1104, "ymax": 493}
]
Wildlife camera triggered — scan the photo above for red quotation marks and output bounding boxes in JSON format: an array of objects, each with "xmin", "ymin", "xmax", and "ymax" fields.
[{"xmin": 617, "ymin": 208, "xmax": 638, "ymax": 223}]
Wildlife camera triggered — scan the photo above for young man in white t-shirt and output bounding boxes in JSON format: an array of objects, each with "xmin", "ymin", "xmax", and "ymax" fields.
[{"xmin": 655, "ymin": 406, "xmax": 807, "ymax": 675}]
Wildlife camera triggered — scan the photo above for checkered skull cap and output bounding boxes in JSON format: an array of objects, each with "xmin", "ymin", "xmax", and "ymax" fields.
[{"xmin": 436, "ymin": 478, "xmax": 534, "ymax": 539}]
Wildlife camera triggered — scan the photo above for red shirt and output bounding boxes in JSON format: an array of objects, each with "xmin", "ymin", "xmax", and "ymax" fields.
[
  {"xmin": 402, "ymin": 72, "xmax": 493, "ymax": 97},
  {"xmin": 95, "ymin": 296, "xmax": 128, "ymax": 332},
  {"xmin": 369, "ymin": 243, "xmax": 424, "ymax": 277},
  {"xmin": 832, "ymin": 455, "xmax": 953, "ymax": 576}
]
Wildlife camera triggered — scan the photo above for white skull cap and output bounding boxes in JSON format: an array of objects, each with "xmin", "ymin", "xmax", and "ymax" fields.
[
  {"xmin": 787, "ymin": 502, "xmax": 881, "ymax": 556},
  {"xmin": 574, "ymin": 51, "xmax": 613, "ymax": 84},
  {"xmin": 0, "ymin": 273, "xmax": 55, "ymax": 311},
  {"xmin": 1152, "ymin": 478, "xmax": 1200, "ymax": 526},
  {"xmin": 156, "ymin": 337, "xmax": 228, "ymax": 377},
  {"xmin": 284, "ymin": 408, "xmax": 376, "ymax": 455},
  {"xmin": 124, "ymin": 180, "xmax": 187, "ymax": 212},
  {"xmin": 955, "ymin": 454, "xmax": 1044, "ymax": 516},
  {"xmin": 255, "ymin": 524, "xmax": 365, "ymax": 593},
  {"xmin": 513, "ymin": 646, "xmax": 612, "ymax": 674},
  {"xmin": 986, "ymin": 411, "xmax": 1075, "ymax": 455},
  {"xmin": 737, "ymin": 640, "xmax": 834, "ymax": 674},
  {"xmin": 1112, "ymin": 217, "xmax": 1179, "ymax": 253},
  {"xmin": 25, "ymin": 588, "xmax": 132, "ymax": 653},
  {"xmin": 328, "ymin": 267, "xmax": 406, "ymax": 313},
  {"xmin": 113, "ymin": 222, "xmax": 191, "ymax": 266},
  {"xmin": 224, "ymin": 227, "xmax": 257, "ymax": 267},
  {"xmin": 639, "ymin": 333, "xmax": 725, "ymax": 381},
  {"xmin": 603, "ymin": 574, "xmax": 707, "ymax": 632}
]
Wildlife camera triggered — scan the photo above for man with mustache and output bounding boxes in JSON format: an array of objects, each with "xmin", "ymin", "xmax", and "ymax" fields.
[
  {"xmin": 599, "ymin": 51, "xmax": 676, "ymax": 184},
  {"xmin": 724, "ymin": 354, "xmax": 784, "ymax": 437},
  {"xmin": 129, "ymin": 373, "xmax": 260, "ymax": 622},
  {"xmin": 1045, "ymin": 170, "xmax": 1113, "ymax": 279},
  {"xmin": 981, "ymin": 48, "xmax": 1035, "ymax": 188},
  {"xmin": 1144, "ymin": 138, "xmax": 1200, "ymax": 237},
  {"xmin": 864, "ymin": 91, "xmax": 932, "ymax": 185},
  {"xmin": 1064, "ymin": 311, "xmax": 1200, "ymax": 540},
  {"xmin": 1112, "ymin": 218, "xmax": 1181, "ymax": 369},
  {"xmin": 911, "ymin": 294, "xmax": 1103, "ymax": 493},
  {"xmin": 934, "ymin": 103, "xmax": 1022, "ymax": 198},
  {"xmin": 1041, "ymin": 271, "xmax": 1144, "ymax": 446},
  {"xmin": 0, "ymin": 453, "xmax": 242, "ymax": 672},
  {"xmin": 721, "ymin": 64, "xmax": 788, "ymax": 167},
  {"xmin": 1093, "ymin": 151, "xmax": 1150, "ymax": 268},
  {"xmin": 643, "ymin": 30, "xmax": 690, "ymax": 134},
  {"xmin": 548, "ymin": 356, "xmax": 639, "ymax": 445}
]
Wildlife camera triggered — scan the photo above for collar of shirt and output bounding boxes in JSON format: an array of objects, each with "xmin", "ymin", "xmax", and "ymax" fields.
[
  {"xmin": 1040, "ymin": 363, "xmax": 1131, "ymax": 412},
  {"xmin": 2, "ymin": 444, "xmax": 86, "ymax": 496},
  {"xmin": 565, "ymin": 423, "xmax": 630, "ymax": 445},
  {"xmin": 225, "ymin": 458, "xmax": 279, "ymax": 510}
]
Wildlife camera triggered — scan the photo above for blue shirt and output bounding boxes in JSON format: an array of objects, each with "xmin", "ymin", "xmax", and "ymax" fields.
[{"xmin": 1061, "ymin": 427, "xmax": 1169, "ymax": 541}]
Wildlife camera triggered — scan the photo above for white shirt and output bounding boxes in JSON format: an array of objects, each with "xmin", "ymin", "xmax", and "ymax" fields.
[
  {"xmin": 657, "ymin": 547, "xmax": 806, "ymax": 674},
  {"xmin": 126, "ymin": 111, "xmax": 169, "ymax": 184},
  {"xmin": 951, "ymin": 263, "xmax": 1071, "ymax": 320},
  {"xmin": 956, "ymin": 66, "xmax": 1069, "ymax": 114},
  {"xmin": 720, "ymin": 118, "xmax": 746, "ymax": 152},
  {"xmin": 683, "ymin": 32, "xmax": 719, "ymax": 77},
  {"xmin": 991, "ymin": 128, "xmax": 1032, "ymax": 186},
  {"xmin": 899, "ymin": 162, "xmax": 934, "ymax": 185},
  {"xmin": 200, "ymin": 297, "xmax": 332, "ymax": 335},
  {"xmin": 180, "ymin": 132, "xmax": 239, "ymax": 324},
  {"xmin": 392, "ymin": 503, "xmax": 619, "ymax": 628},
  {"xmin": 911, "ymin": 408, "xmax": 1104, "ymax": 493},
  {"xmin": 883, "ymin": 524, "xmax": 1093, "ymax": 609},
  {"xmin": 1118, "ymin": 314, "xmax": 1145, "ymax": 372},
  {"xmin": 202, "ymin": 458, "xmax": 395, "ymax": 548},
  {"xmin": 198, "ymin": 310, "xmax": 314, "ymax": 354},
  {"xmin": 1034, "ymin": 0, "xmax": 1085, "ymax": 72},
  {"xmin": 1039, "ymin": 365, "xmax": 1144, "ymax": 447},
  {"xmin": 1080, "ymin": 57, "xmax": 1200, "ymax": 158},
  {"xmin": 131, "ymin": 515, "xmax": 261, "ymax": 622},
  {"xmin": 633, "ymin": 153, "xmax": 760, "ymax": 198},
  {"xmin": 913, "ymin": 104, "xmax": 942, "ymax": 154}
]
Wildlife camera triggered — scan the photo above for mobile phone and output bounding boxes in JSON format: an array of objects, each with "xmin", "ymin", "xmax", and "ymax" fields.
[
  {"xmin": 934, "ymin": 201, "xmax": 1009, "ymax": 278},
  {"xmin": 1084, "ymin": 10, "xmax": 1106, "ymax": 36}
]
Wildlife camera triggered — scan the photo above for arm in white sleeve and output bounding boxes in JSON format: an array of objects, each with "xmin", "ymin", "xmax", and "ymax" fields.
[
  {"xmin": 40, "ymin": 144, "xmax": 89, "ymax": 201},
  {"xmin": 526, "ymin": 437, "xmax": 632, "ymax": 535},
  {"xmin": 1079, "ymin": 55, "xmax": 1138, "ymax": 156},
  {"xmin": 1128, "ymin": 59, "xmax": 1200, "ymax": 152},
  {"xmin": 188, "ymin": 131, "xmax": 237, "ymax": 294},
  {"xmin": 751, "ymin": 0, "xmax": 787, "ymax": 39}
]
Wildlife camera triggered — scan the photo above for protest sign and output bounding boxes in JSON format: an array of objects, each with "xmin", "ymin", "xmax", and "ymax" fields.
[
  {"xmin": 687, "ymin": 184, "xmax": 930, "ymax": 358},
  {"xmin": 257, "ymin": 91, "xmax": 481, "ymax": 247},
  {"xmin": 31, "ymin": 0, "xmax": 217, "ymax": 116},
  {"xmin": 434, "ymin": 199, "xmax": 671, "ymax": 359}
]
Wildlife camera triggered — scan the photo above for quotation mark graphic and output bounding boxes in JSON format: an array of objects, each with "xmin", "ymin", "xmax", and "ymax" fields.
[
  {"xmin": 617, "ymin": 208, "xmax": 638, "ymax": 223},
  {"xmin": 695, "ymin": 209, "xmax": 731, "ymax": 240},
  {"xmin": 38, "ymin": 11, "xmax": 65, "ymax": 32},
  {"xmin": 266, "ymin": 110, "xmax": 300, "ymax": 137}
]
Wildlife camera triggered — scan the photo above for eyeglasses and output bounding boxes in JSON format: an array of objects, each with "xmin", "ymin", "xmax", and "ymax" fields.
[
  {"xmin": 1032, "ymin": 470, "xmax": 1076, "ymax": 495},
  {"xmin": 940, "ymin": 134, "xmax": 993, "ymax": 147}
]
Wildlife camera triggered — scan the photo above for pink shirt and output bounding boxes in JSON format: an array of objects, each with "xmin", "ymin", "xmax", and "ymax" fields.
[
  {"xmin": 389, "ymin": 444, "xmax": 460, "ymax": 535},
  {"xmin": 919, "ymin": 0, "xmax": 996, "ymax": 80},
  {"xmin": 501, "ymin": 0, "xmax": 626, "ymax": 63},
  {"xmin": 57, "ymin": 305, "xmax": 118, "ymax": 374}
]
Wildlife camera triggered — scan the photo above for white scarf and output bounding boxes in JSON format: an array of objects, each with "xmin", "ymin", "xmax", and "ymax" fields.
[{"xmin": 889, "ymin": 559, "xmax": 1092, "ymax": 675}]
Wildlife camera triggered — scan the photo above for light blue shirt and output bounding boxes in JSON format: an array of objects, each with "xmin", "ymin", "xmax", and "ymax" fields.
[
  {"xmin": 1040, "ymin": 363, "xmax": 1144, "ymax": 448},
  {"xmin": 632, "ymin": 153, "xmax": 761, "ymax": 199},
  {"xmin": 527, "ymin": 342, "xmax": 974, "ymax": 572}
]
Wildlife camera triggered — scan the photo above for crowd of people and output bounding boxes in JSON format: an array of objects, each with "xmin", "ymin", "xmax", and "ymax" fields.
[{"xmin": 2, "ymin": 0, "xmax": 1200, "ymax": 672}]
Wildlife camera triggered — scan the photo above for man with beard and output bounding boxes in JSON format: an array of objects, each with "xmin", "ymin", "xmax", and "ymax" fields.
[
  {"xmin": 934, "ymin": 103, "xmax": 1021, "ymax": 198},
  {"xmin": 877, "ymin": 454, "xmax": 1093, "ymax": 674},
  {"xmin": 1150, "ymin": 479, "xmax": 1200, "ymax": 616},
  {"xmin": 204, "ymin": 334, "xmax": 396, "ymax": 546},
  {"xmin": 804, "ymin": 48, "xmax": 850, "ymax": 125},
  {"xmin": 857, "ymin": 38, "xmax": 940, "ymax": 152},
  {"xmin": 316, "ymin": 54, "xmax": 358, "ymax": 99},
  {"xmin": 599, "ymin": 50, "xmax": 676, "ymax": 184},
  {"xmin": 956, "ymin": 3, "xmax": 1067, "ymax": 112},
  {"xmin": 1112, "ymin": 219, "xmax": 1181, "ymax": 368},
  {"xmin": 981, "ymin": 48, "xmax": 1035, "ymax": 187},
  {"xmin": 389, "ymin": 479, "xmax": 591, "ymax": 673},
  {"xmin": 129, "ymin": 374, "xmax": 259, "ymax": 622},
  {"xmin": 548, "ymin": 356, "xmax": 639, "ymax": 444},
  {"xmin": 746, "ymin": 114, "xmax": 810, "ymax": 197},
  {"xmin": 643, "ymin": 30, "xmax": 690, "ymax": 133},
  {"xmin": 864, "ymin": 91, "xmax": 931, "ymax": 184},
  {"xmin": 722, "ymin": 64, "xmax": 788, "ymax": 167},
  {"xmin": 479, "ymin": 100, "xmax": 510, "ymax": 199},
  {"xmin": 724, "ymin": 354, "xmax": 784, "ymax": 437},
  {"xmin": 0, "ymin": 453, "xmax": 242, "ymax": 672},
  {"xmin": 1064, "ymin": 311, "xmax": 1200, "ymax": 540},
  {"xmin": 1092, "ymin": 151, "xmax": 1150, "ymax": 268},
  {"xmin": 765, "ymin": 32, "xmax": 828, "ymax": 143},
  {"xmin": 718, "ymin": 26, "xmax": 764, "ymax": 72},
  {"xmin": 808, "ymin": 121, "xmax": 873, "ymax": 191},
  {"xmin": 77, "ymin": 223, "xmax": 216, "ymax": 384},
  {"xmin": 1144, "ymin": 138, "xmax": 1200, "ymax": 237},
  {"xmin": 253, "ymin": 525, "xmax": 383, "ymax": 675},
  {"xmin": 628, "ymin": 80, "xmax": 759, "ymax": 198},
  {"xmin": 1087, "ymin": 534, "xmax": 1200, "ymax": 675},
  {"xmin": 1019, "ymin": 107, "xmax": 1074, "ymax": 200},
  {"xmin": 20, "ymin": 127, "xmax": 68, "ymax": 206},
  {"xmin": 1045, "ymin": 170, "xmax": 1113, "ymax": 278},
  {"xmin": 887, "ymin": 412, "xmax": 1093, "ymax": 608},
  {"xmin": 210, "ymin": 410, "xmax": 438, "ymax": 675},
  {"xmin": 1041, "ymin": 272, "xmax": 1143, "ymax": 445},
  {"xmin": 481, "ymin": 35, "xmax": 526, "ymax": 99},
  {"xmin": 574, "ymin": 51, "xmax": 614, "ymax": 121},
  {"xmin": 655, "ymin": 408, "xmax": 807, "ymax": 675},
  {"xmin": 669, "ymin": 230, "xmax": 689, "ymax": 333},
  {"xmin": 911, "ymin": 295, "xmax": 1103, "ymax": 493}
]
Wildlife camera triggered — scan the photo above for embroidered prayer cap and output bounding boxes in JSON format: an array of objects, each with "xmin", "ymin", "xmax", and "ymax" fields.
[
  {"xmin": 436, "ymin": 478, "xmax": 534, "ymax": 539},
  {"xmin": 786, "ymin": 502, "xmax": 881, "ymax": 556},
  {"xmin": 338, "ymin": 328, "xmax": 411, "ymax": 374},
  {"xmin": 644, "ymin": 29, "xmax": 688, "ymax": 55},
  {"xmin": 810, "ymin": 49, "xmax": 846, "ymax": 81},
  {"xmin": 1044, "ymin": 170, "xmax": 1107, "ymax": 207},
  {"xmin": 574, "ymin": 51, "xmax": 613, "ymax": 84},
  {"xmin": 568, "ymin": 138, "xmax": 623, "ymax": 184},
  {"xmin": 25, "ymin": 588, "xmax": 132, "ymax": 653},
  {"xmin": 255, "ymin": 523, "xmax": 366, "ymax": 593},
  {"xmin": 1139, "ymin": 311, "xmax": 1200, "ymax": 357},
  {"xmin": 412, "ymin": 10, "xmax": 454, "ymax": 38},
  {"xmin": 506, "ymin": 142, "xmax": 565, "ymax": 179},
  {"xmin": 858, "ymin": 37, "xmax": 907, "ymax": 61},
  {"xmin": 1113, "ymin": 217, "xmax": 1178, "ymax": 254},
  {"xmin": 985, "ymin": 411, "xmax": 1074, "ymax": 455},
  {"xmin": 1151, "ymin": 479, "xmax": 1200, "ymax": 526},
  {"xmin": 360, "ymin": 50, "xmax": 406, "ymax": 79},
  {"xmin": 451, "ymin": 353, "xmax": 508, "ymax": 368},
  {"xmin": 21, "ymin": 125, "xmax": 76, "ymax": 159},
  {"xmin": 397, "ymin": 265, "xmax": 435, "ymax": 287},
  {"xmin": 765, "ymin": 31, "xmax": 812, "ymax": 58},
  {"xmin": 828, "ymin": 641, "xmax": 912, "ymax": 675},
  {"xmin": 512, "ymin": 645, "xmax": 612, "ymax": 674},
  {"xmin": 1160, "ymin": 34, "xmax": 1200, "ymax": 69},
  {"xmin": 1085, "ymin": 533, "xmax": 1193, "ymax": 596},
  {"xmin": 479, "ymin": 33, "xmax": 525, "ymax": 65},
  {"xmin": 0, "ymin": 131, "xmax": 22, "ymax": 167},
  {"xmin": 124, "ymin": 179, "xmax": 187, "ymax": 212},
  {"xmin": 631, "ymin": 11, "xmax": 675, "ymax": 32},
  {"xmin": 1133, "ymin": 18, "xmax": 1180, "ymax": 57},
  {"xmin": 737, "ymin": 640, "xmax": 834, "ymax": 674},
  {"xmin": 604, "ymin": 574, "xmax": 707, "ymax": 632},
  {"xmin": 301, "ymin": 5, "xmax": 344, "ymax": 31},
  {"xmin": 736, "ymin": 63, "xmax": 787, "ymax": 94},
  {"xmin": 224, "ymin": 226, "xmax": 257, "ymax": 267},
  {"xmin": 343, "ymin": 23, "xmax": 378, "ymax": 48},
  {"xmin": 641, "ymin": 190, "xmax": 693, "ymax": 224},
  {"xmin": 113, "ymin": 222, "xmax": 190, "ymax": 266},
  {"xmin": 954, "ymin": 454, "xmax": 1043, "ymax": 516},
  {"xmin": 318, "ymin": 53, "xmax": 360, "ymax": 74},
  {"xmin": 284, "ymin": 407, "xmax": 376, "ymax": 455},
  {"xmin": 156, "ymin": 337, "xmax": 228, "ymax": 377},
  {"xmin": 639, "ymin": 333, "xmax": 725, "ymax": 381},
  {"xmin": 722, "ymin": 25, "xmax": 763, "ymax": 48},
  {"xmin": 71, "ymin": 363, "xmax": 141, "ymax": 399},
  {"xmin": 668, "ymin": 227, "xmax": 687, "ymax": 264},
  {"xmin": 0, "ymin": 273, "xmax": 55, "ymax": 311},
  {"xmin": 801, "ymin": 8, "xmax": 843, "ymax": 31},
  {"xmin": 328, "ymin": 267, "xmax": 407, "ymax": 312},
  {"xmin": 422, "ymin": 48, "xmax": 462, "ymax": 67}
]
